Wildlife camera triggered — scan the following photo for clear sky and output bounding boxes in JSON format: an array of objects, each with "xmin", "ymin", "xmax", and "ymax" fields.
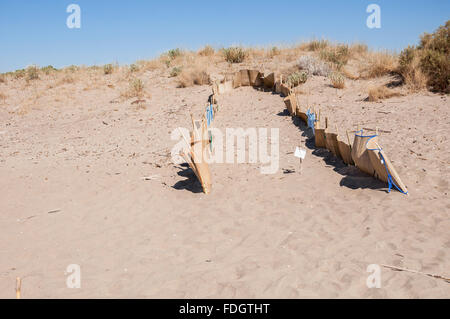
[{"xmin": 0, "ymin": 0, "xmax": 449, "ymax": 72}]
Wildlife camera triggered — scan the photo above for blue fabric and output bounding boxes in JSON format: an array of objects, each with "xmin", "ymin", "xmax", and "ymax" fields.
[
  {"xmin": 206, "ymin": 104, "xmax": 214, "ymax": 127},
  {"xmin": 306, "ymin": 109, "xmax": 316, "ymax": 135}
]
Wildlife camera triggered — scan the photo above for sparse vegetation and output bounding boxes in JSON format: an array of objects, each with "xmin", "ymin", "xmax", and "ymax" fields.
[
  {"xmin": 306, "ymin": 39, "xmax": 329, "ymax": 51},
  {"xmin": 129, "ymin": 64, "xmax": 139, "ymax": 73},
  {"xmin": 223, "ymin": 47, "xmax": 247, "ymax": 63},
  {"xmin": 198, "ymin": 45, "xmax": 215, "ymax": 56},
  {"xmin": 0, "ymin": 74, "xmax": 6, "ymax": 83},
  {"xmin": 41, "ymin": 65, "xmax": 57, "ymax": 75},
  {"xmin": 103, "ymin": 64, "xmax": 114, "ymax": 75},
  {"xmin": 286, "ymin": 71, "xmax": 308, "ymax": 88},
  {"xmin": 268, "ymin": 46, "xmax": 281, "ymax": 58},
  {"xmin": 359, "ymin": 51, "xmax": 397, "ymax": 79},
  {"xmin": 329, "ymin": 72, "xmax": 345, "ymax": 89},
  {"xmin": 26, "ymin": 65, "xmax": 40, "ymax": 80},
  {"xmin": 319, "ymin": 44, "xmax": 350, "ymax": 70},
  {"xmin": 168, "ymin": 48, "xmax": 182, "ymax": 60},
  {"xmin": 170, "ymin": 67, "xmax": 183, "ymax": 78},
  {"xmin": 178, "ymin": 69, "xmax": 210, "ymax": 88},
  {"xmin": 367, "ymin": 85, "xmax": 402, "ymax": 102},
  {"xmin": 130, "ymin": 78, "xmax": 144, "ymax": 97}
]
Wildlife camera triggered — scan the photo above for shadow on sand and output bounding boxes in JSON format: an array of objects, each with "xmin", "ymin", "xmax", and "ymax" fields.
[
  {"xmin": 276, "ymin": 100, "xmax": 389, "ymax": 193},
  {"xmin": 172, "ymin": 163, "xmax": 204, "ymax": 194}
]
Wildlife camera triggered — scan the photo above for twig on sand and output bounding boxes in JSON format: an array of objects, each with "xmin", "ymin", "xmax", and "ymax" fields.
[
  {"xmin": 16, "ymin": 277, "xmax": 21, "ymax": 299},
  {"xmin": 381, "ymin": 264, "xmax": 450, "ymax": 283}
]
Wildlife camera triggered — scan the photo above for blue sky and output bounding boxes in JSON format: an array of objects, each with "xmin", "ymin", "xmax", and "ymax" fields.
[{"xmin": 0, "ymin": 0, "xmax": 448, "ymax": 72}]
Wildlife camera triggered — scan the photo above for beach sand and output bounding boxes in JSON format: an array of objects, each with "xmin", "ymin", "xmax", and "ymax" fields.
[{"xmin": 0, "ymin": 64, "xmax": 449, "ymax": 298}]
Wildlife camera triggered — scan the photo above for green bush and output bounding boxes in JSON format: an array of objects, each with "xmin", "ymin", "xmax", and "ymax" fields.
[
  {"xmin": 168, "ymin": 48, "xmax": 182, "ymax": 60},
  {"xmin": 223, "ymin": 47, "xmax": 247, "ymax": 63}
]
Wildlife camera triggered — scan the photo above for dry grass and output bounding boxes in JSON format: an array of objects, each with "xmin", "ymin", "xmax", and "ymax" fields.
[
  {"xmin": 0, "ymin": 74, "xmax": 6, "ymax": 84},
  {"xmin": 57, "ymin": 75, "xmax": 75, "ymax": 85},
  {"xmin": 330, "ymin": 72, "xmax": 345, "ymax": 89},
  {"xmin": 177, "ymin": 68, "xmax": 210, "ymax": 88},
  {"xmin": 223, "ymin": 47, "xmax": 247, "ymax": 63},
  {"xmin": 359, "ymin": 51, "xmax": 397, "ymax": 78},
  {"xmin": 198, "ymin": 45, "xmax": 215, "ymax": 56},
  {"xmin": 120, "ymin": 77, "xmax": 147, "ymax": 100},
  {"xmin": 319, "ymin": 44, "xmax": 350, "ymax": 70},
  {"xmin": 26, "ymin": 65, "xmax": 40, "ymax": 81},
  {"xmin": 367, "ymin": 85, "xmax": 402, "ymax": 102},
  {"xmin": 304, "ymin": 39, "xmax": 329, "ymax": 51},
  {"xmin": 398, "ymin": 48, "xmax": 428, "ymax": 92}
]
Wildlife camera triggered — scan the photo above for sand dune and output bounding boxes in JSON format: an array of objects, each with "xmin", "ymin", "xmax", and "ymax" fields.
[{"xmin": 0, "ymin": 62, "xmax": 449, "ymax": 298}]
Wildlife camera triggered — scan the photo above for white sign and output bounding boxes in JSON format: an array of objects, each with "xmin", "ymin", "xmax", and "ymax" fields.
[{"xmin": 294, "ymin": 147, "xmax": 306, "ymax": 160}]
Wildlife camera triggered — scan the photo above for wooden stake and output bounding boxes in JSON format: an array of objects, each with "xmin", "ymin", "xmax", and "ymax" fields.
[
  {"xmin": 346, "ymin": 130, "xmax": 352, "ymax": 149},
  {"xmin": 16, "ymin": 277, "xmax": 21, "ymax": 299},
  {"xmin": 325, "ymin": 117, "xmax": 328, "ymax": 129}
]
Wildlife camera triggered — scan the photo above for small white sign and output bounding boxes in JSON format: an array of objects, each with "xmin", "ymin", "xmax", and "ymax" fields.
[{"xmin": 294, "ymin": 147, "xmax": 306, "ymax": 159}]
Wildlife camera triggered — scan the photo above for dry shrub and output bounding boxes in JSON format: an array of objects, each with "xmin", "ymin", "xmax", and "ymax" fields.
[
  {"xmin": 0, "ymin": 74, "xmax": 6, "ymax": 83},
  {"xmin": 330, "ymin": 72, "xmax": 345, "ymax": 89},
  {"xmin": 398, "ymin": 46, "xmax": 427, "ymax": 91},
  {"xmin": 57, "ymin": 75, "xmax": 75, "ymax": 85},
  {"xmin": 223, "ymin": 47, "xmax": 247, "ymax": 63},
  {"xmin": 103, "ymin": 64, "xmax": 114, "ymax": 75},
  {"xmin": 349, "ymin": 43, "xmax": 368, "ymax": 56},
  {"xmin": 306, "ymin": 39, "xmax": 329, "ymax": 51},
  {"xmin": 411, "ymin": 20, "xmax": 449, "ymax": 93},
  {"xmin": 41, "ymin": 65, "xmax": 57, "ymax": 75},
  {"xmin": 359, "ymin": 51, "xmax": 397, "ymax": 78},
  {"xmin": 178, "ymin": 69, "xmax": 210, "ymax": 88},
  {"xmin": 341, "ymin": 67, "xmax": 359, "ymax": 80},
  {"xmin": 267, "ymin": 46, "xmax": 281, "ymax": 58},
  {"xmin": 26, "ymin": 65, "xmax": 40, "ymax": 80},
  {"xmin": 167, "ymin": 48, "xmax": 183, "ymax": 60},
  {"xmin": 367, "ymin": 85, "xmax": 402, "ymax": 102},
  {"xmin": 286, "ymin": 71, "xmax": 308, "ymax": 88},
  {"xmin": 136, "ymin": 58, "xmax": 164, "ymax": 72},
  {"xmin": 198, "ymin": 45, "xmax": 215, "ymax": 56},
  {"xmin": 319, "ymin": 44, "xmax": 350, "ymax": 70},
  {"xmin": 170, "ymin": 67, "xmax": 183, "ymax": 77},
  {"xmin": 297, "ymin": 55, "xmax": 330, "ymax": 76},
  {"xmin": 129, "ymin": 78, "xmax": 144, "ymax": 97}
]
